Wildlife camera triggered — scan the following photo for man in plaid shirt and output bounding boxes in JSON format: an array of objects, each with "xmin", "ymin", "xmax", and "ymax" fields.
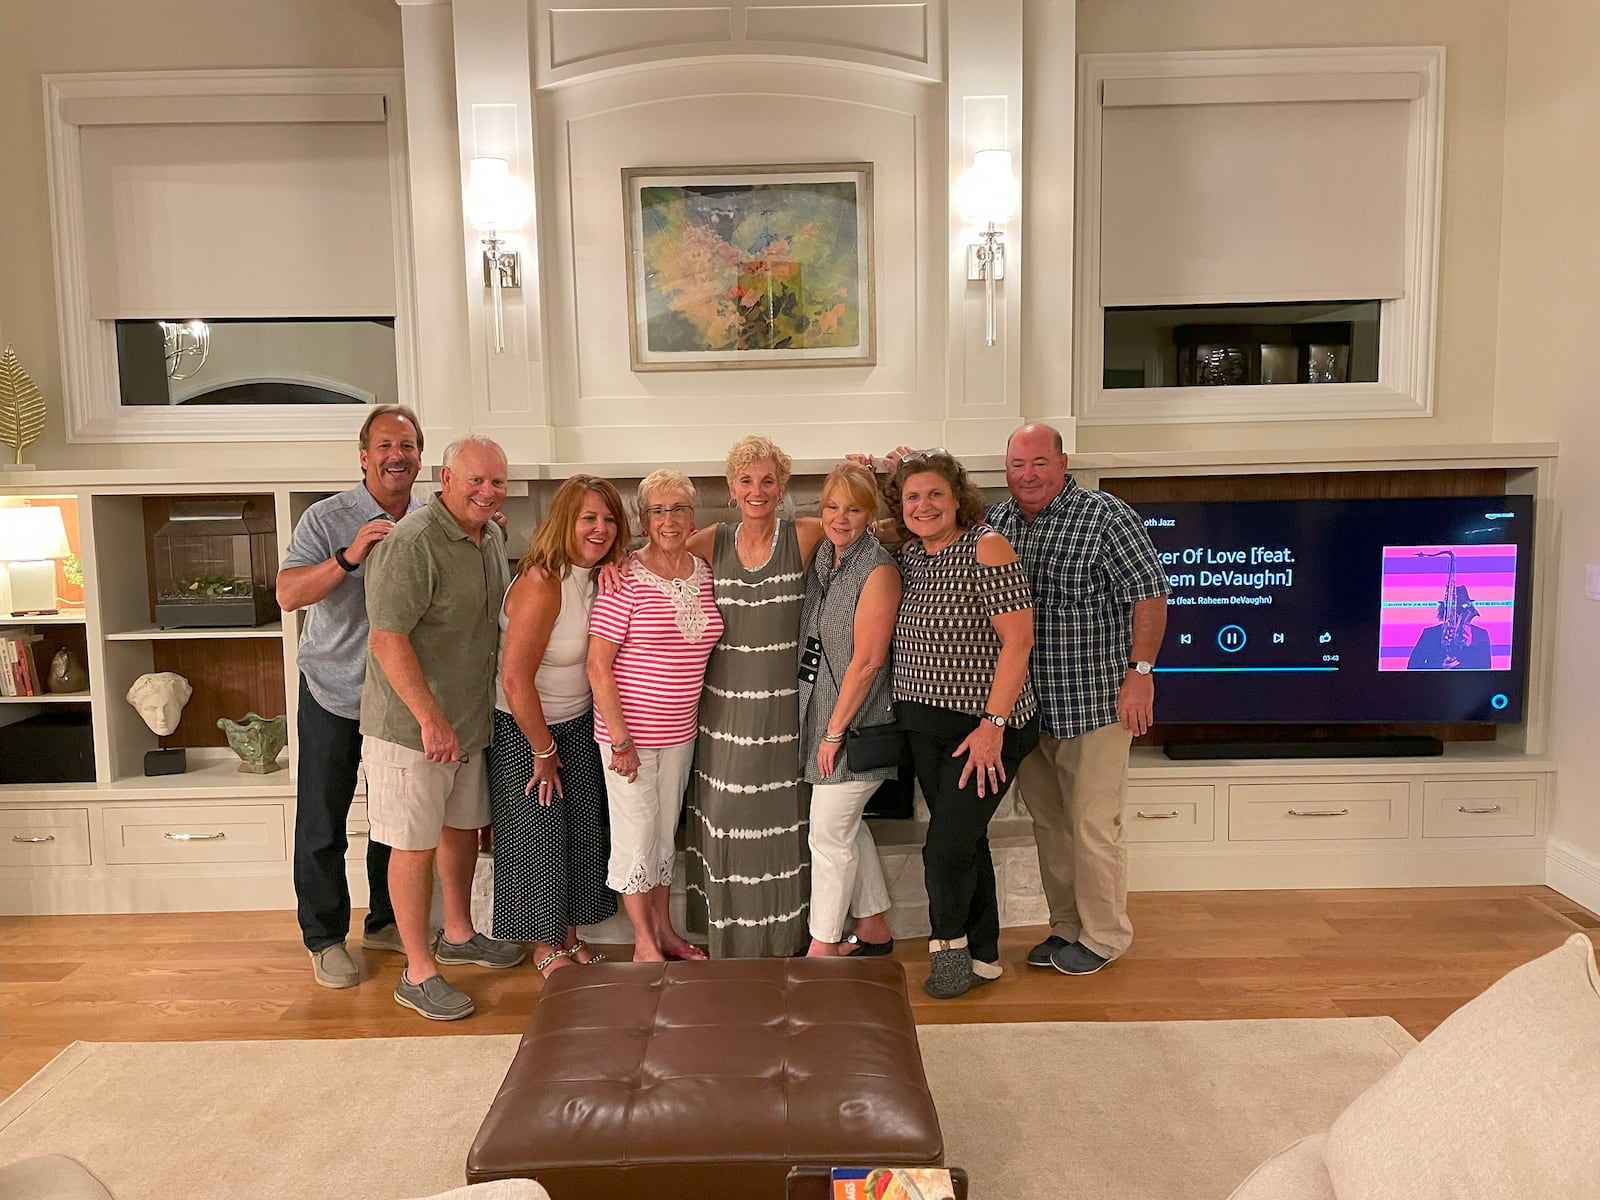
[{"xmin": 987, "ymin": 424, "xmax": 1169, "ymax": 976}]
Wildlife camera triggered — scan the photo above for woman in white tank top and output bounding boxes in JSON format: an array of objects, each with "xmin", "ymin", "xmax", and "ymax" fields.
[{"xmin": 486, "ymin": 475, "xmax": 631, "ymax": 977}]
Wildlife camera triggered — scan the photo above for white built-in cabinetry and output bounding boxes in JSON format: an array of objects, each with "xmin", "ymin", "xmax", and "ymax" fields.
[{"xmin": 0, "ymin": 443, "xmax": 1560, "ymax": 916}]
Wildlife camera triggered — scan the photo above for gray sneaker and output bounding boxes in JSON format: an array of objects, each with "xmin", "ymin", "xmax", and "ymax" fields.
[
  {"xmin": 310, "ymin": 943, "xmax": 360, "ymax": 989},
  {"xmin": 360, "ymin": 924, "xmax": 406, "ymax": 953},
  {"xmin": 434, "ymin": 931, "xmax": 526, "ymax": 969},
  {"xmin": 394, "ymin": 971, "xmax": 474, "ymax": 1021}
]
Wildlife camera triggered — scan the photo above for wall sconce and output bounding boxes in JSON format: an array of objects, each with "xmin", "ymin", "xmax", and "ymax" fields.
[
  {"xmin": 0, "ymin": 505, "xmax": 71, "ymax": 616},
  {"xmin": 466, "ymin": 157, "xmax": 532, "ymax": 355},
  {"xmin": 159, "ymin": 319, "xmax": 210, "ymax": 379},
  {"xmin": 956, "ymin": 149, "xmax": 1018, "ymax": 348}
]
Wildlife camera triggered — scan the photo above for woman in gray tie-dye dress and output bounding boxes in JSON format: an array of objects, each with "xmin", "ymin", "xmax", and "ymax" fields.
[{"xmin": 685, "ymin": 437, "xmax": 826, "ymax": 957}]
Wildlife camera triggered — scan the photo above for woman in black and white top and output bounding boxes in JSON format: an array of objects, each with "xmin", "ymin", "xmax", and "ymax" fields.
[
  {"xmin": 796, "ymin": 462, "xmax": 901, "ymax": 958},
  {"xmin": 882, "ymin": 448, "xmax": 1039, "ymax": 999}
]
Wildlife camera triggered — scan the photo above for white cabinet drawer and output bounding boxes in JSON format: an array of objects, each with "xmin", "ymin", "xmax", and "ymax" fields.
[
  {"xmin": 100, "ymin": 804, "xmax": 287, "ymax": 865},
  {"xmin": 1, "ymin": 808, "xmax": 92, "ymax": 867},
  {"xmin": 1229, "ymin": 782, "xmax": 1409, "ymax": 841},
  {"xmin": 1125, "ymin": 785, "xmax": 1215, "ymax": 842},
  {"xmin": 1422, "ymin": 779, "xmax": 1537, "ymax": 838}
]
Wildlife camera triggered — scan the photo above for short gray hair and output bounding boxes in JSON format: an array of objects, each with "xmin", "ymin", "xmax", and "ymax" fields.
[
  {"xmin": 636, "ymin": 469, "xmax": 697, "ymax": 523},
  {"xmin": 441, "ymin": 435, "xmax": 507, "ymax": 471}
]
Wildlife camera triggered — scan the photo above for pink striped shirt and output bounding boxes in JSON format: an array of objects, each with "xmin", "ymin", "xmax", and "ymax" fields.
[{"xmin": 589, "ymin": 557, "xmax": 723, "ymax": 748}]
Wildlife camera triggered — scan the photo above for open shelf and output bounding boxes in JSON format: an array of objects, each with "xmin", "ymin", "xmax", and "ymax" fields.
[
  {"xmin": 0, "ymin": 693, "xmax": 92, "ymax": 705},
  {"xmin": 3, "ymin": 611, "xmax": 88, "ymax": 626},
  {"xmin": 105, "ymin": 622, "xmax": 283, "ymax": 642}
]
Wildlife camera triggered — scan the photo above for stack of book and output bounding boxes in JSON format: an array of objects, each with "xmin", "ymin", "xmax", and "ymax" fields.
[{"xmin": 0, "ymin": 630, "xmax": 44, "ymax": 697}]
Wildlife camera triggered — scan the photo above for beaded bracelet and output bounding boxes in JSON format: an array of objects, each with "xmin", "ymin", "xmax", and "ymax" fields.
[{"xmin": 531, "ymin": 741, "xmax": 558, "ymax": 760}]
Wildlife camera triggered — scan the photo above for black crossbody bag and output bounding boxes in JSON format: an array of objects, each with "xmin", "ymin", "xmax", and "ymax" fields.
[{"xmin": 816, "ymin": 639, "xmax": 904, "ymax": 772}]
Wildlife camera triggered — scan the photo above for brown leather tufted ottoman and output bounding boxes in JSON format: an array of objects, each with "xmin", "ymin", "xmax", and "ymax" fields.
[{"xmin": 467, "ymin": 958, "xmax": 945, "ymax": 1199}]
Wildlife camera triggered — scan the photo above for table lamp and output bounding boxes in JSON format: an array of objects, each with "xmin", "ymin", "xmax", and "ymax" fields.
[{"xmin": 0, "ymin": 506, "xmax": 71, "ymax": 616}]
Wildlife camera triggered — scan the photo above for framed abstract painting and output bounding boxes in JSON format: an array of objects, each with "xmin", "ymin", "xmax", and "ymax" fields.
[{"xmin": 622, "ymin": 162, "xmax": 875, "ymax": 371}]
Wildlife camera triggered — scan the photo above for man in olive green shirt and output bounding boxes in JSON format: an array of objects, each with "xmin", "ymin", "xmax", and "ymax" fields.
[{"xmin": 361, "ymin": 435, "xmax": 522, "ymax": 1021}]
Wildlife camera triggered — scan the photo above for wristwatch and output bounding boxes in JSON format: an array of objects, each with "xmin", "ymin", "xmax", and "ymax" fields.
[
  {"xmin": 981, "ymin": 711, "xmax": 1008, "ymax": 729},
  {"xmin": 1128, "ymin": 660, "xmax": 1154, "ymax": 675}
]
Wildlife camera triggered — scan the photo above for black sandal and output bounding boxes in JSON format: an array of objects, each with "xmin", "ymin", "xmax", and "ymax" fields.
[{"xmin": 843, "ymin": 934, "xmax": 895, "ymax": 957}]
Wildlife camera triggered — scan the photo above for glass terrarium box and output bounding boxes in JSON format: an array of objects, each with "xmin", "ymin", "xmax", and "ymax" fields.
[{"xmin": 152, "ymin": 500, "xmax": 279, "ymax": 628}]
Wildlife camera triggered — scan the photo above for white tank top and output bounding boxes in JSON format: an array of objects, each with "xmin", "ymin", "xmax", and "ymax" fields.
[{"xmin": 494, "ymin": 566, "xmax": 595, "ymax": 724}]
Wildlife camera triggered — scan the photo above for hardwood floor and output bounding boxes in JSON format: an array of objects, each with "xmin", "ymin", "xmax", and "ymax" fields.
[{"xmin": 2, "ymin": 884, "xmax": 1594, "ymax": 1098}]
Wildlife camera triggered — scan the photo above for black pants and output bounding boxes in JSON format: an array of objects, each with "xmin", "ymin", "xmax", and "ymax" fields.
[
  {"xmin": 293, "ymin": 675, "xmax": 394, "ymax": 951},
  {"xmin": 902, "ymin": 702, "xmax": 1039, "ymax": 964}
]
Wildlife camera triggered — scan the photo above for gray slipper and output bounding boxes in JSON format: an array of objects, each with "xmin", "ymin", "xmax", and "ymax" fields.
[{"xmin": 923, "ymin": 945, "xmax": 975, "ymax": 999}]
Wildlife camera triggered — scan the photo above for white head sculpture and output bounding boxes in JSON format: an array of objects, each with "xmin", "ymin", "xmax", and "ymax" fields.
[{"xmin": 126, "ymin": 672, "xmax": 194, "ymax": 737}]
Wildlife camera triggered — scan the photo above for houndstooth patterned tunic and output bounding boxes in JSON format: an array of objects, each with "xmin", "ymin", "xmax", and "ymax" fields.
[{"xmin": 893, "ymin": 524, "xmax": 1038, "ymax": 723}]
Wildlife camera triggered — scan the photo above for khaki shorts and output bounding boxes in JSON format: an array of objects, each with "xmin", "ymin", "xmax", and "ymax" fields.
[{"xmin": 362, "ymin": 735, "xmax": 490, "ymax": 851}]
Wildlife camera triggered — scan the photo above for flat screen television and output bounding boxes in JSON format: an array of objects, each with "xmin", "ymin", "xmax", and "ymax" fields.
[{"xmin": 1139, "ymin": 494, "xmax": 1535, "ymax": 727}]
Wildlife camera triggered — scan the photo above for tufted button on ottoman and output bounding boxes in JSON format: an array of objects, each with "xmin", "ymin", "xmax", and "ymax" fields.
[{"xmin": 467, "ymin": 958, "xmax": 945, "ymax": 1199}]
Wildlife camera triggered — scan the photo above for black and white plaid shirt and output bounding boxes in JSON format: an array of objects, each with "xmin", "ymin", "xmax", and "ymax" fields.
[{"xmin": 988, "ymin": 479, "xmax": 1169, "ymax": 739}]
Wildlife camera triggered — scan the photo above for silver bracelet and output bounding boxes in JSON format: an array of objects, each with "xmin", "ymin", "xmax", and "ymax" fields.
[{"xmin": 821, "ymin": 731, "xmax": 846, "ymax": 744}]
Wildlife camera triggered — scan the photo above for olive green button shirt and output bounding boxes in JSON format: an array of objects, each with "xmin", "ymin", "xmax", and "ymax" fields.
[{"xmin": 359, "ymin": 494, "xmax": 510, "ymax": 754}]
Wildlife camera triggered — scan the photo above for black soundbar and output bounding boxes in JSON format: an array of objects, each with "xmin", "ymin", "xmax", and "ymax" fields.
[{"xmin": 1163, "ymin": 736, "xmax": 1444, "ymax": 761}]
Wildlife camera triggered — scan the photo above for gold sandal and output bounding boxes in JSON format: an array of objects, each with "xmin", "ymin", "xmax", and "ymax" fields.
[
  {"xmin": 533, "ymin": 948, "xmax": 567, "ymax": 977},
  {"xmin": 565, "ymin": 938, "xmax": 606, "ymax": 964}
]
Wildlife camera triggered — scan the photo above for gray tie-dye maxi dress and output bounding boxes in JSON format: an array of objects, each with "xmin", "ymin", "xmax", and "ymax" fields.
[{"xmin": 685, "ymin": 519, "xmax": 811, "ymax": 957}]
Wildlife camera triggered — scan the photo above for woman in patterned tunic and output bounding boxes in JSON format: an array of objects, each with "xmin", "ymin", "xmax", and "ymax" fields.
[
  {"xmin": 685, "ymin": 436, "xmax": 827, "ymax": 958},
  {"xmin": 488, "ymin": 475, "xmax": 628, "ymax": 977},
  {"xmin": 797, "ymin": 462, "xmax": 900, "ymax": 957},
  {"xmin": 883, "ymin": 449, "xmax": 1040, "ymax": 999}
]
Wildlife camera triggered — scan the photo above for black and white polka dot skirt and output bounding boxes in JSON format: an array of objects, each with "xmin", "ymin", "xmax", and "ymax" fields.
[{"xmin": 487, "ymin": 707, "xmax": 616, "ymax": 943}]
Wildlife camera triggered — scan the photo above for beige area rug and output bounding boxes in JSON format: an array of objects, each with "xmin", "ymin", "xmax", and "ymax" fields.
[{"xmin": 0, "ymin": 1018, "xmax": 1414, "ymax": 1200}]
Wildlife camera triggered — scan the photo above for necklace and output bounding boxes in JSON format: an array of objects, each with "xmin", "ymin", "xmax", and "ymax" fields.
[{"xmin": 735, "ymin": 519, "xmax": 779, "ymax": 571}]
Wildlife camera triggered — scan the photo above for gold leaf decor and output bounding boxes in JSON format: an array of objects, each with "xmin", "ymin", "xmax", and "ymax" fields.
[{"xmin": 0, "ymin": 345, "xmax": 47, "ymax": 465}]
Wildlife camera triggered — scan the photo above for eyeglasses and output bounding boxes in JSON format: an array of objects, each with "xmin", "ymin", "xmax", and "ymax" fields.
[
  {"xmin": 900, "ymin": 447, "xmax": 950, "ymax": 467},
  {"xmin": 644, "ymin": 504, "xmax": 695, "ymax": 519}
]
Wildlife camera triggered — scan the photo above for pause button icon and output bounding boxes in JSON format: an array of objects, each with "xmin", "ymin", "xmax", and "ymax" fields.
[{"xmin": 1217, "ymin": 625, "xmax": 1247, "ymax": 652}]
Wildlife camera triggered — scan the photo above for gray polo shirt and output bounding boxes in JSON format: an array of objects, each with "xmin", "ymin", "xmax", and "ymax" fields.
[
  {"xmin": 280, "ymin": 484, "xmax": 422, "ymax": 720},
  {"xmin": 360, "ymin": 494, "xmax": 509, "ymax": 754}
]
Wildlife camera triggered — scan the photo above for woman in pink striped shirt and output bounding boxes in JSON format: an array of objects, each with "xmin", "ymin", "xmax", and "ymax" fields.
[{"xmin": 587, "ymin": 469, "xmax": 724, "ymax": 961}]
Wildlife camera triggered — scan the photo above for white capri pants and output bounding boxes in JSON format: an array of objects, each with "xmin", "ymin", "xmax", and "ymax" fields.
[
  {"xmin": 602, "ymin": 740, "xmax": 694, "ymax": 895},
  {"xmin": 808, "ymin": 778, "xmax": 892, "ymax": 943}
]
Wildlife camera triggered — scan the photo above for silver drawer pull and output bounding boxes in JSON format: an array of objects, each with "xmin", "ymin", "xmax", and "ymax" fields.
[
  {"xmin": 165, "ymin": 831, "xmax": 226, "ymax": 842},
  {"xmin": 1288, "ymin": 808, "xmax": 1349, "ymax": 817},
  {"xmin": 1457, "ymin": 805, "xmax": 1502, "ymax": 814},
  {"xmin": 1136, "ymin": 810, "xmax": 1181, "ymax": 819},
  {"xmin": 11, "ymin": 834, "xmax": 56, "ymax": 844}
]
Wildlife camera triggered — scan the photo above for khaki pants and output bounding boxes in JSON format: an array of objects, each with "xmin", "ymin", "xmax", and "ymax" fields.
[{"xmin": 1016, "ymin": 723, "xmax": 1133, "ymax": 960}]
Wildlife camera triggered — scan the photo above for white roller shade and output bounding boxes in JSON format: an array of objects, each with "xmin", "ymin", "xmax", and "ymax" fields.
[
  {"xmin": 1099, "ymin": 87, "xmax": 1415, "ymax": 307},
  {"xmin": 81, "ymin": 121, "xmax": 397, "ymax": 319}
]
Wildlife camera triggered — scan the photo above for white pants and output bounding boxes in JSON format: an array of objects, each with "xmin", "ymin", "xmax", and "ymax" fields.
[
  {"xmin": 602, "ymin": 741, "xmax": 694, "ymax": 895},
  {"xmin": 808, "ymin": 778, "xmax": 892, "ymax": 942}
]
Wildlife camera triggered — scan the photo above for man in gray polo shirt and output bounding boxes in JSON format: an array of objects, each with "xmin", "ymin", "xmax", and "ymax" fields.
[
  {"xmin": 362, "ymin": 434, "xmax": 523, "ymax": 1021},
  {"xmin": 278, "ymin": 405, "xmax": 423, "ymax": 989}
]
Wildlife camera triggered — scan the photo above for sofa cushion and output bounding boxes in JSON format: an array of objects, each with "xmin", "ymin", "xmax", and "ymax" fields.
[
  {"xmin": 1325, "ymin": 932, "xmax": 1600, "ymax": 1200},
  {"xmin": 1225, "ymin": 1133, "xmax": 1337, "ymax": 1200},
  {"xmin": 0, "ymin": 1155, "xmax": 115, "ymax": 1200}
]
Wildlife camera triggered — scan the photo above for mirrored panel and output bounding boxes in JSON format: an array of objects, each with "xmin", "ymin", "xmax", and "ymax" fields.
[{"xmin": 115, "ymin": 318, "xmax": 397, "ymax": 406}]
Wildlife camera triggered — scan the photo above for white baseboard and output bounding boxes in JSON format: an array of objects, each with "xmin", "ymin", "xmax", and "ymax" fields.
[{"xmin": 1546, "ymin": 837, "xmax": 1600, "ymax": 915}]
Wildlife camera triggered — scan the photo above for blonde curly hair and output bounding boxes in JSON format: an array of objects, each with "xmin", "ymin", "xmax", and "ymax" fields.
[{"xmin": 724, "ymin": 435, "xmax": 793, "ymax": 492}]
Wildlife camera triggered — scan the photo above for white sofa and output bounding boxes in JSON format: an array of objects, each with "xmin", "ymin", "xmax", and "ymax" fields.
[
  {"xmin": 0, "ymin": 1158, "xmax": 551, "ymax": 1200},
  {"xmin": 1228, "ymin": 931, "xmax": 1600, "ymax": 1199}
]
